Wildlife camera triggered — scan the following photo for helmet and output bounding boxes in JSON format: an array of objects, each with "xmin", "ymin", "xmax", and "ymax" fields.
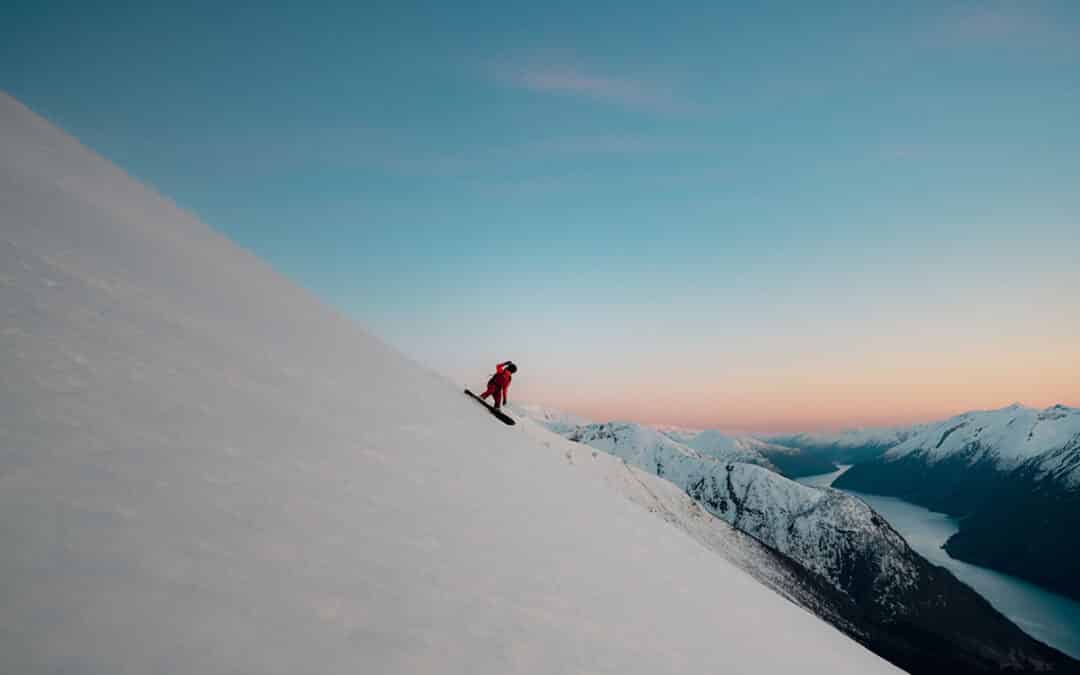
[{"xmin": 506, "ymin": 362, "xmax": 518, "ymax": 373}]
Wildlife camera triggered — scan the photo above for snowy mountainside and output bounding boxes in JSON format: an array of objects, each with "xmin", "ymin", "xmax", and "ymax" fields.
[
  {"xmin": 686, "ymin": 429, "xmax": 789, "ymax": 460},
  {"xmin": 518, "ymin": 407, "xmax": 812, "ymax": 475},
  {"xmin": 518, "ymin": 413, "xmax": 1080, "ymax": 672},
  {"xmin": 566, "ymin": 421, "xmax": 777, "ymax": 472},
  {"xmin": 0, "ymin": 92, "xmax": 904, "ymax": 675},
  {"xmin": 884, "ymin": 403, "xmax": 1080, "ymax": 484},
  {"xmin": 652, "ymin": 424, "xmax": 702, "ymax": 444},
  {"xmin": 836, "ymin": 403, "xmax": 1080, "ymax": 602},
  {"xmin": 701, "ymin": 465, "xmax": 920, "ymax": 603}
]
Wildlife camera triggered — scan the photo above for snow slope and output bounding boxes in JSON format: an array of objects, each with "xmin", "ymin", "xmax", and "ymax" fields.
[{"xmin": 0, "ymin": 92, "xmax": 899, "ymax": 674}]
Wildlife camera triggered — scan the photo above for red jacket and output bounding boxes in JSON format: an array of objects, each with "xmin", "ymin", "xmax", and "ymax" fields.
[{"xmin": 488, "ymin": 362, "xmax": 513, "ymax": 402}]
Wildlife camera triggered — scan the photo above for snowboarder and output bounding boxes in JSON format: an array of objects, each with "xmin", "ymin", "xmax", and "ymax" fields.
[{"xmin": 478, "ymin": 361, "xmax": 517, "ymax": 410}]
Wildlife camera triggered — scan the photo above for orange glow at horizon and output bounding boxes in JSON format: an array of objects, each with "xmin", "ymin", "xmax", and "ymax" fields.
[
  {"xmin": 447, "ymin": 235, "xmax": 1080, "ymax": 434},
  {"xmin": 514, "ymin": 337, "xmax": 1080, "ymax": 433}
]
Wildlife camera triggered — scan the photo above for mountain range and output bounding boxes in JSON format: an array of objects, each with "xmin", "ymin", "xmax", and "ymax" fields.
[{"xmin": 521, "ymin": 415, "xmax": 1078, "ymax": 672}]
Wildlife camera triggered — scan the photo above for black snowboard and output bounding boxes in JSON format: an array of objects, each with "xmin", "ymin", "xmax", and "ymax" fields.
[{"xmin": 464, "ymin": 389, "xmax": 516, "ymax": 425}]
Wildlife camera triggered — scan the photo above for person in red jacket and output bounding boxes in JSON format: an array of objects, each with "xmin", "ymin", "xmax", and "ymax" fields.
[{"xmin": 479, "ymin": 361, "xmax": 517, "ymax": 410}]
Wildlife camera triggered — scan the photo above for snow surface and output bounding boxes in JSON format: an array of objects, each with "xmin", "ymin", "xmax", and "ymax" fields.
[
  {"xmin": 0, "ymin": 92, "xmax": 899, "ymax": 674},
  {"xmin": 884, "ymin": 403, "xmax": 1080, "ymax": 485}
]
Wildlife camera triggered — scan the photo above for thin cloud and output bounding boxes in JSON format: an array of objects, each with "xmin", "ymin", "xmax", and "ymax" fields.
[
  {"xmin": 524, "ymin": 135, "xmax": 699, "ymax": 155},
  {"xmin": 493, "ymin": 60, "xmax": 700, "ymax": 114},
  {"xmin": 518, "ymin": 67, "xmax": 665, "ymax": 107}
]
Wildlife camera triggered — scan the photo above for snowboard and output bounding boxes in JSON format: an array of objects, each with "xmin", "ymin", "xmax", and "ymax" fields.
[{"xmin": 464, "ymin": 389, "xmax": 516, "ymax": 426}]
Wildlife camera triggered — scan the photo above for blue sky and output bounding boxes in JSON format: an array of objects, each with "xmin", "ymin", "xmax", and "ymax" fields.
[{"xmin": 4, "ymin": 1, "xmax": 1079, "ymax": 429}]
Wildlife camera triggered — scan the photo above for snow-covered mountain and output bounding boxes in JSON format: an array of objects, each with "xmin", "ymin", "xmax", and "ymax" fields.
[
  {"xmin": 836, "ymin": 403, "xmax": 1080, "ymax": 602},
  {"xmin": 566, "ymin": 421, "xmax": 778, "ymax": 472},
  {"xmin": 516, "ymin": 411, "xmax": 1078, "ymax": 672},
  {"xmin": 0, "ymin": 92, "xmax": 908, "ymax": 675},
  {"xmin": 520, "ymin": 410, "xmax": 835, "ymax": 479},
  {"xmin": 686, "ymin": 428, "xmax": 781, "ymax": 459},
  {"xmin": 883, "ymin": 403, "xmax": 1080, "ymax": 483}
]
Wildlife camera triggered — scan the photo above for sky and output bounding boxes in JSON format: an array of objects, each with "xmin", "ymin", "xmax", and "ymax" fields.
[{"xmin": 3, "ymin": 1, "xmax": 1079, "ymax": 431}]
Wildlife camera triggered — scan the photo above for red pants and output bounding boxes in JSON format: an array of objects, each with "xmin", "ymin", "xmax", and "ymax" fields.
[{"xmin": 480, "ymin": 383, "xmax": 506, "ymax": 408}]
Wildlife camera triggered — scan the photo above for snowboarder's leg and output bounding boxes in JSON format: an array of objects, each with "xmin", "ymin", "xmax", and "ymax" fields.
[{"xmin": 492, "ymin": 385, "xmax": 504, "ymax": 410}]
